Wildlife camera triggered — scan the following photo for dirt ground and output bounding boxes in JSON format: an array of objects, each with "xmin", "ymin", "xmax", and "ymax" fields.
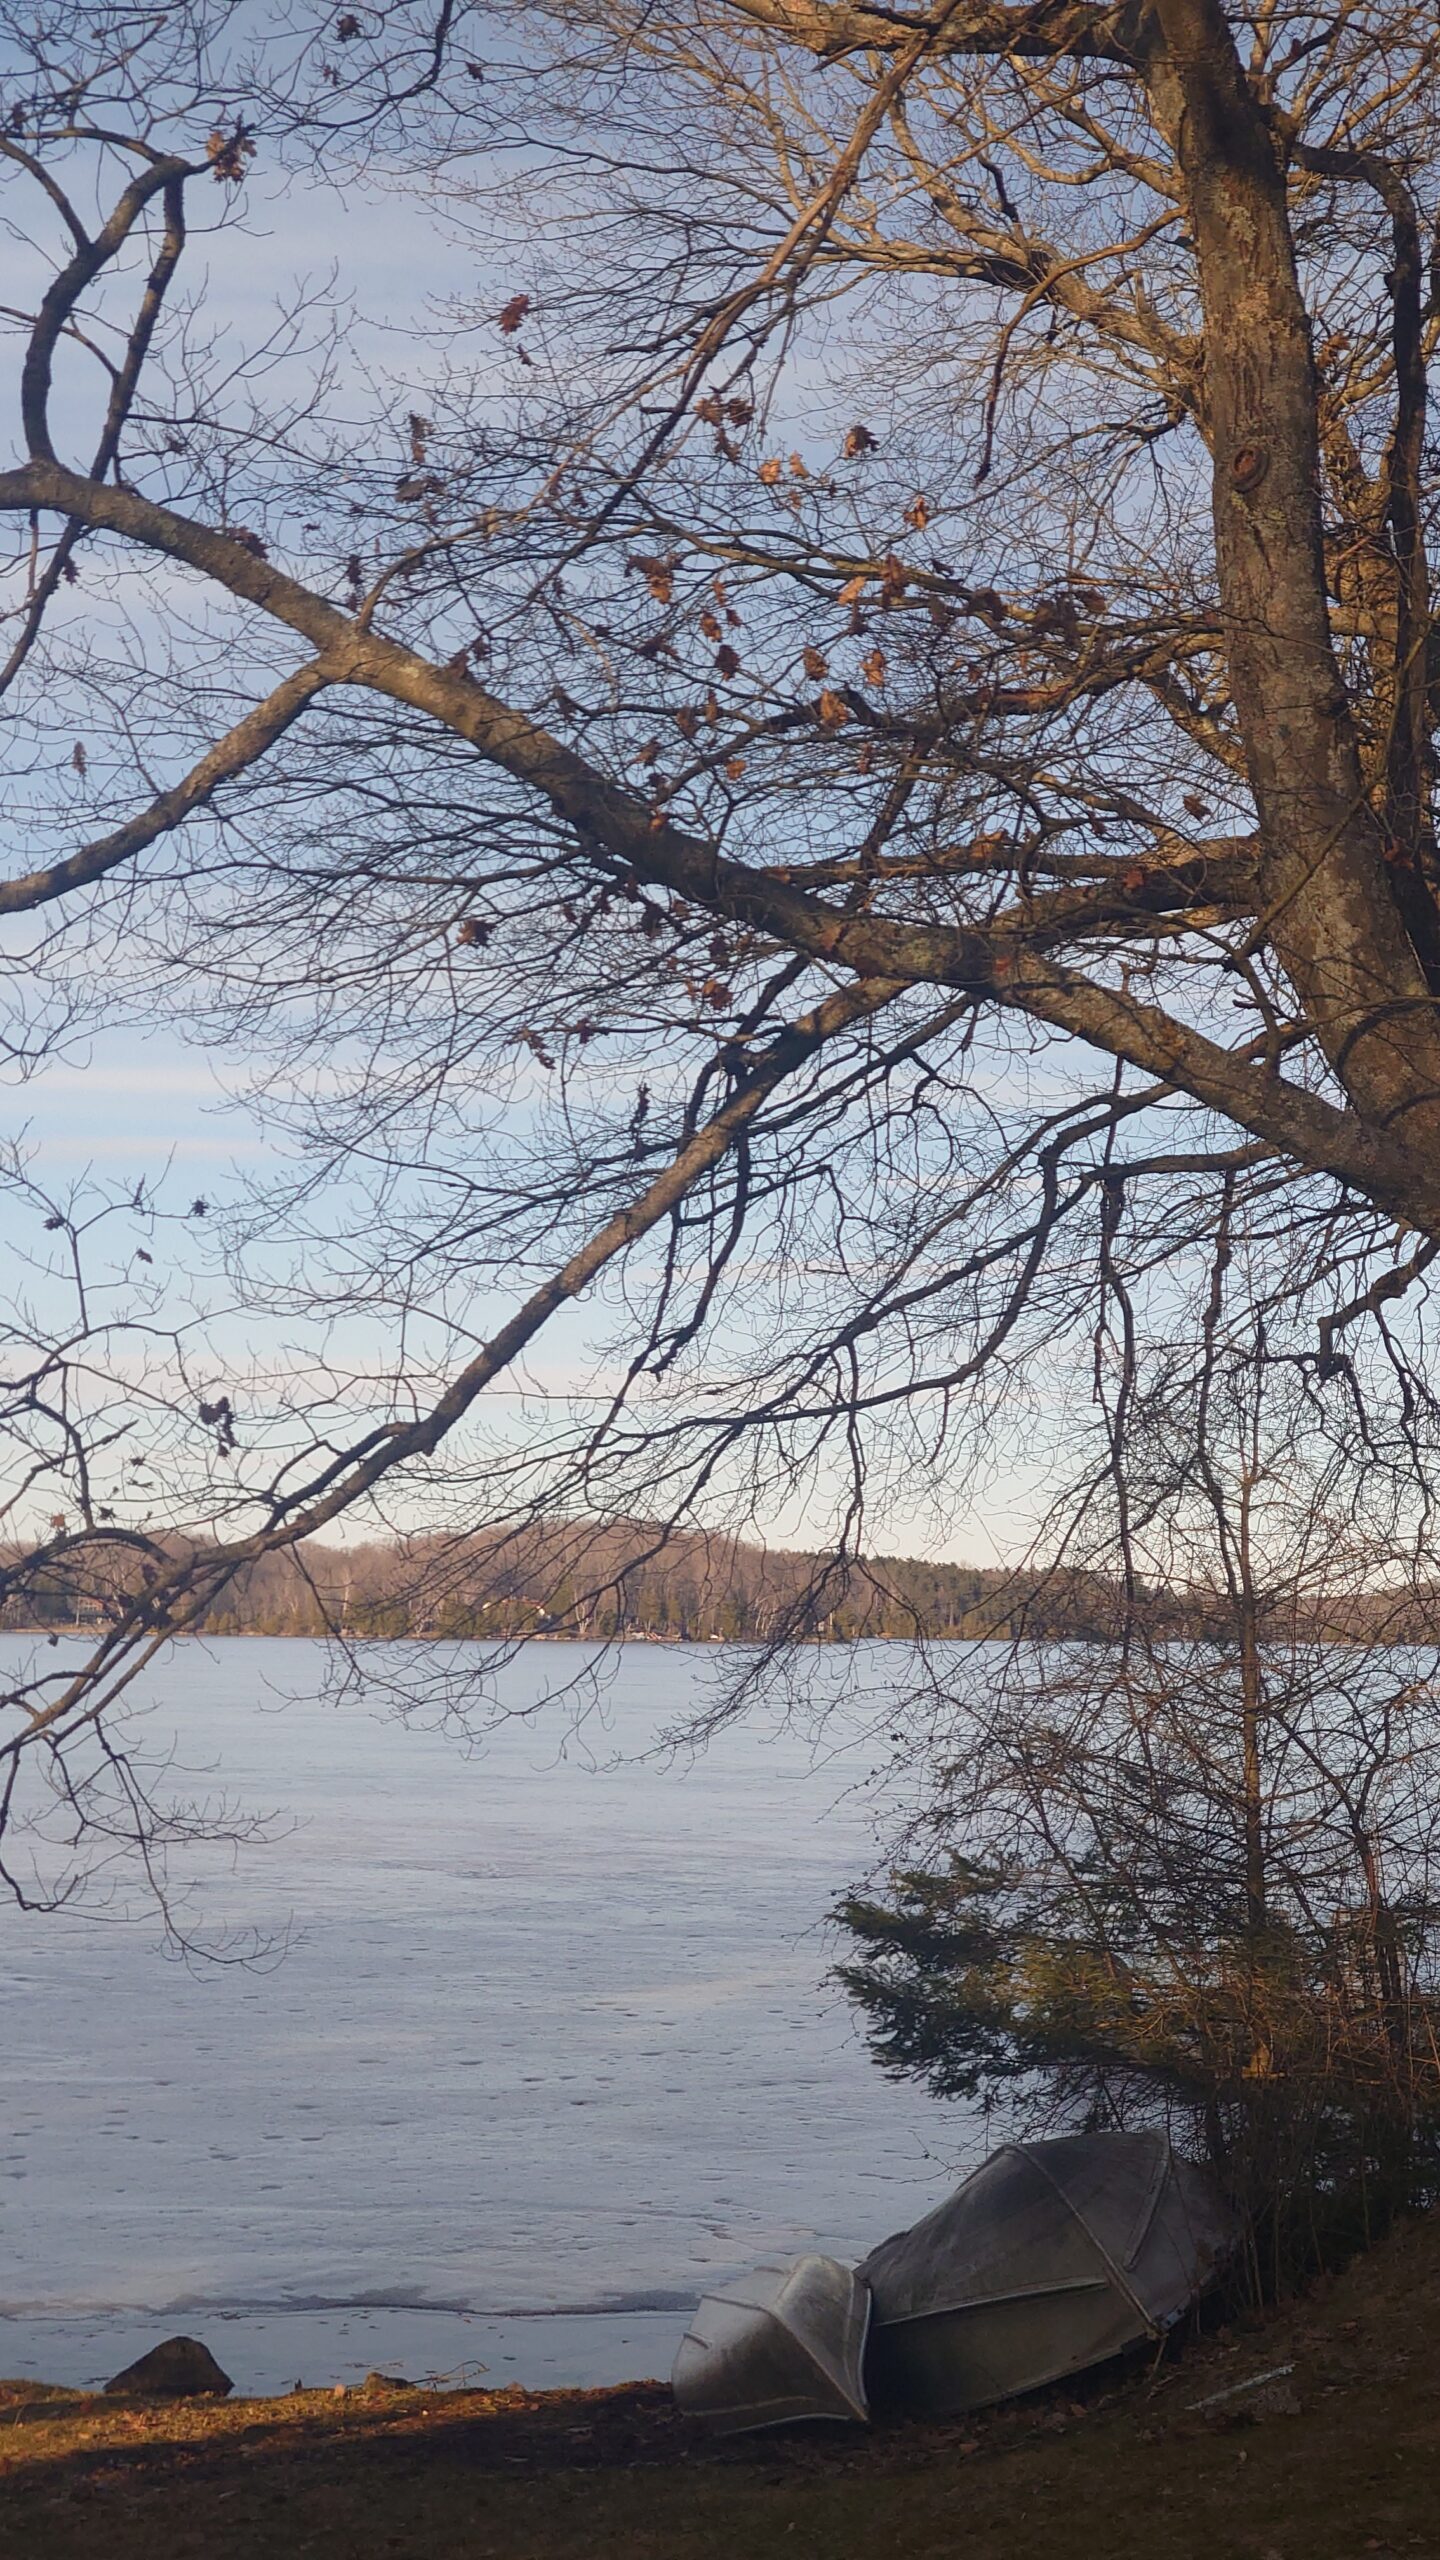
[{"xmin": 4, "ymin": 2214, "xmax": 1439, "ymax": 2559}]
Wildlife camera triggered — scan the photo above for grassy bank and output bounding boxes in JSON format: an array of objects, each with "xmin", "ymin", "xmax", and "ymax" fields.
[{"xmin": 4, "ymin": 2215, "xmax": 1436, "ymax": 2559}]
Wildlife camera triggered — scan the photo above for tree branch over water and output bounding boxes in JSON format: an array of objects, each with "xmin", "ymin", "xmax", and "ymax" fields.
[{"xmin": 2, "ymin": 0, "xmax": 1440, "ymax": 1897}]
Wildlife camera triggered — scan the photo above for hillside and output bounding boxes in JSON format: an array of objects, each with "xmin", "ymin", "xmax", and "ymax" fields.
[
  {"xmin": 2, "ymin": 1520, "xmax": 1149, "ymax": 1644},
  {"xmin": 8, "ymin": 1516, "xmax": 1436, "ymax": 1646},
  {"xmin": 4, "ymin": 2208, "xmax": 1438, "ymax": 2558}
]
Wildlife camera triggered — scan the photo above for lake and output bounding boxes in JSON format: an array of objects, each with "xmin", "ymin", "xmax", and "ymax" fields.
[{"xmin": 0, "ymin": 1637, "xmax": 972, "ymax": 2394}]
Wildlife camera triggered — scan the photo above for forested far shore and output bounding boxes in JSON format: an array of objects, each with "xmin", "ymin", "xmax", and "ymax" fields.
[{"xmin": 4, "ymin": 1522, "xmax": 1437, "ymax": 1648}]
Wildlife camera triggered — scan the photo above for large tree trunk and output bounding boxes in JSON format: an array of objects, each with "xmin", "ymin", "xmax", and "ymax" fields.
[{"xmin": 1149, "ymin": 0, "xmax": 1440, "ymax": 1146}]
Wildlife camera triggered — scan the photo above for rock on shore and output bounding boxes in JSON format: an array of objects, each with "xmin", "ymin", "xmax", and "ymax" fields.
[{"xmin": 104, "ymin": 2336, "xmax": 234, "ymax": 2398}]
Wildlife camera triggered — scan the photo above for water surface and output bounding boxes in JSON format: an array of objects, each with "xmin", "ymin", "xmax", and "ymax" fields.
[{"xmin": 0, "ymin": 1638, "xmax": 968, "ymax": 2392}]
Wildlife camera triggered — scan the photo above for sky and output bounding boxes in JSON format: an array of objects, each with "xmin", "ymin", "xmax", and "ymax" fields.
[
  {"xmin": 0, "ymin": 123, "xmax": 1056, "ymax": 1569},
  {"xmin": 6, "ymin": 1014, "xmax": 1053, "ymax": 1562}
]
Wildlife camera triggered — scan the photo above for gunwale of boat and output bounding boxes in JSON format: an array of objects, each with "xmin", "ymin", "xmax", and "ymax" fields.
[{"xmin": 881, "ymin": 2270, "xmax": 1113, "ymax": 2330}]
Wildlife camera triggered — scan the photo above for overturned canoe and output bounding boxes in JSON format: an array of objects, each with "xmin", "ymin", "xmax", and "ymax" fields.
[
  {"xmin": 672, "ymin": 2253, "xmax": 871, "ymax": 2435},
  {"xmin": 859, "ymin": 2130, "xmax": 1235, "ymax": 2419}
]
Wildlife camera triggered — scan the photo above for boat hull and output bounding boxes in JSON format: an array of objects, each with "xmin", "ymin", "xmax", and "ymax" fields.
[
  {"xmin": 860, "ymin": 2133, "xmax": 1235, "ymax": 2419},
  {"xmin": 865, "ymin": 2272, "xmax": 1145, "ymax": 2418},
  {"xmin": 672, "ymin": 2254, "xmax": 871, "ymax": 2435}
]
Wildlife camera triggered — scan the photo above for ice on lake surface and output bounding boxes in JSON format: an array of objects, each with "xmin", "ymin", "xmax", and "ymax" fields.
[{"xmin": 0, "ymin": 1638, "xmax": 970, "ymax": 2394}]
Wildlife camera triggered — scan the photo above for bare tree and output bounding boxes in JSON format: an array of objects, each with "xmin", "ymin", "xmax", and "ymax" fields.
[{"xmin": 1, "ymin": 0, "xmax": 1440, "ymax": 1895}]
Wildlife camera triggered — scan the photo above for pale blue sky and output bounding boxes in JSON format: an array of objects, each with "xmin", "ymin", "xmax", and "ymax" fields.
[{"xmin": 1, "ymin": 142, "xmax": 1056, "ymax": 1567}]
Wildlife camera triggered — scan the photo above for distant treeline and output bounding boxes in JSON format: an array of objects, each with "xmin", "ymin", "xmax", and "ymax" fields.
[
  {"xmin": 4, "ymin": 1519, "xmax": 1438, "ymax": 1647},
  {"xmin": 196, "ymin": 1533, "xmax": 1108, "ymax": 1644}
]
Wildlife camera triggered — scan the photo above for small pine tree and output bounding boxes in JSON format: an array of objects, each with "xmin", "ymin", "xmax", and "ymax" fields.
[{"xmin": 838, "ymin": 1354, "xmax": 1440, "ymax": 2289}]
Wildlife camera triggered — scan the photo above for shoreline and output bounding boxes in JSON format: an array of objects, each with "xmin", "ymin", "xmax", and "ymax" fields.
[
  {"xmin": 0, "ymin": 2302, "xmax": 686, "ymax": 2401},
  {"xmin": 0, "ymin": 1626, "xmax": 915, "ymax": 1645},
  {"xmin": 4, "ymin": 2221, "xmax": 1437, "ymax": 2560}
]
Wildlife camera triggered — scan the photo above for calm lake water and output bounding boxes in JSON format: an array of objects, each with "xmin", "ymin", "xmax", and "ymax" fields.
[{"xmin": 0, "ymin": 1638, "xmax": 970, "ymax": 2394}]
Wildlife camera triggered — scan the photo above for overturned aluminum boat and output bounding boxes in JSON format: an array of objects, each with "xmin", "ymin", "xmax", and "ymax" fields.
[
  {"xmin": 859, "ymin": 2130, "xmax": 1236, "ymax": 2419},
  {"xmin": 671, "ymin": 2254, "xmax": 871, "ymax": 2435}
]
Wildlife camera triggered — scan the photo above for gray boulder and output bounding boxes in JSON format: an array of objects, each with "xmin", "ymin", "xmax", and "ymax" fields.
[{"xmin": 104, "ymin": 2335, "xmax": 234, "ymax": 2399}]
